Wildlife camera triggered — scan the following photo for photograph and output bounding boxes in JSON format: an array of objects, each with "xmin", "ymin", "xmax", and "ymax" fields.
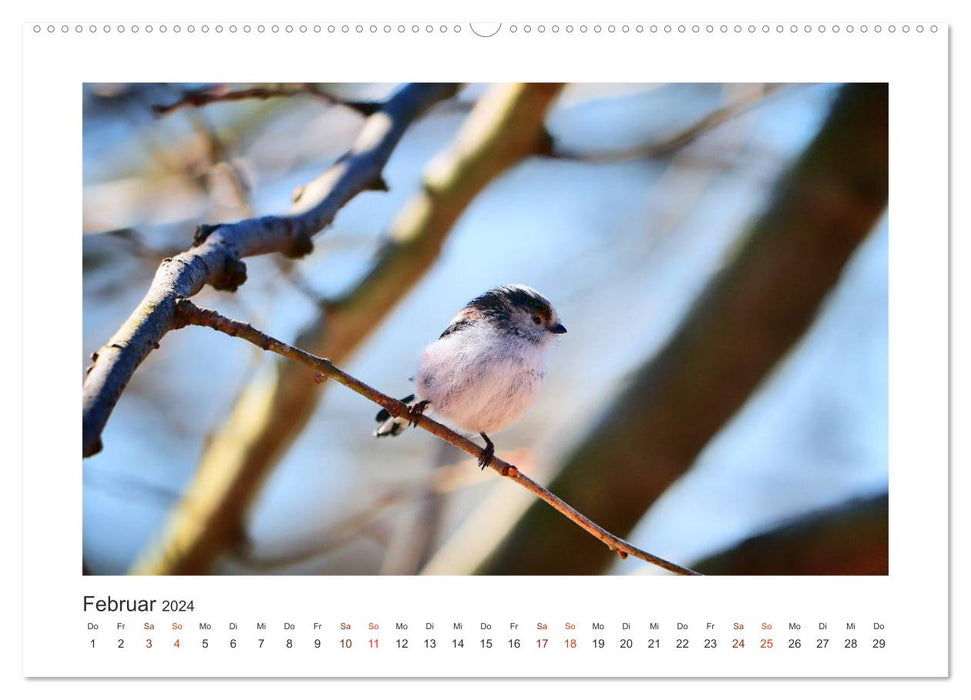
[{"xmin": 81, "ymin": 81, "xmax": 889, "ymax": 576}]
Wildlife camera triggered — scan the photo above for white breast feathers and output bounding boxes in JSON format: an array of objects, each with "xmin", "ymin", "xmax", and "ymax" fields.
[{"xmin": 413, "ymin": 324, "xmax": 546, "ymax": 435}]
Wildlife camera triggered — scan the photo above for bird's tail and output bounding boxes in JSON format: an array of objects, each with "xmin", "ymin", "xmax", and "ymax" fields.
[{"xmin": 373, "ymin": 394, "xmax": 416, "ymax": 437}]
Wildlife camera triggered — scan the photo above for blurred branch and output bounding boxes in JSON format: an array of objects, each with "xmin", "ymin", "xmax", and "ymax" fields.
[
  {"xmin": 189, "ymin": 110, "xmax": 254, "ymax": 217},
  {"xmin": 379, "ymin": 442, "xmax": 458, "ymax": 574},
  {"xmin": 473, "ymin": 83, "xmax": 889, "ymax": 575},
  {"xmin": 691, "ymin": 493, "xmax": 888, "ymax": 575},
  {"xmin": 158, "ymin": 299, "xmax": 701, "ymax": 576},
  {"xmin": 557, "ymin": 85, "xmax": 760, "ymax": 308},
  {"xmin": 235, "ymin": 456, "xmax": 487, "ymax": 572},
  {"xmin": 153, "ymin": 83, "xmax": 382, "ymax": 117},
  {"xmin": 82, "ymin": 83, "xmax": 457, "ymax": 457},
  {"xmin": 100, "ymin": 227, "xmax": 186, "ymax": 261},
  {"xmin": 550, "ymin": 84, "xmax": 786, "ymax": 163},
  {"xmin": 128, "ymin": 83, "xmax": 563, "ymax": 575},
  {"xmin": 84, "ymin": 470, "xmax": 183, "ymax": 508}
]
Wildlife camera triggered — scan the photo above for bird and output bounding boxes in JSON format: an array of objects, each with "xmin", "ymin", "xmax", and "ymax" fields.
[{"xmin": 374, "ymin": 284, "xmax": 567, "ymax": 468}]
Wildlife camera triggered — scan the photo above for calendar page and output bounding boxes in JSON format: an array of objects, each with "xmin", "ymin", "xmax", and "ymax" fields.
[{"xmin": 19, "ymin": 2, "xmax": 952, "ymax": 688}]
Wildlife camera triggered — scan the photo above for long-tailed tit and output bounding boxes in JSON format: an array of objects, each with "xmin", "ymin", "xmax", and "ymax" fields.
[{"xmin": 374, "ymin": 284, "xmax": 567, "ymax": 468}]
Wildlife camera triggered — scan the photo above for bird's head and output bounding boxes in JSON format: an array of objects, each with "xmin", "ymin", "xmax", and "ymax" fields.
[{"xmin": 468, "ymin": 284, "xmax": 567, "ymax": 346}]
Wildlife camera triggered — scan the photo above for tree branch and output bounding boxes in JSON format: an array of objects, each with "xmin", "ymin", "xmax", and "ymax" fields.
[
  {"xmin": 128, "ymin": 83, "xmax": 564, "ymax": 575},
  {"xmin": 549, "ymin": 84, "xmax": 786, "ymax": 163},
  {"xmin": 169, "ymin": 299, "xmax": 700, "ymax": 576},
  {"xmin": 82, "ymin": 83, "xmax": 457, "ymax": 457},
  {"xmin": 152, "ymin": 83, "xmax": 382, "ymax": 117}
]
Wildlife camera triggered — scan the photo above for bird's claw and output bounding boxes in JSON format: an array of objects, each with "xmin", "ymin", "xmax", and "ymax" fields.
[
  {"xmin": 477, "ymin": 432, "xmax": 495, "ymax": 469},
  {"xmin": 408, "ymin": 400, "xmax": 430, "ymax": 427},
  {"xmin": 477, "ymin": 448, "xmax": 494, "ymax": 469}
]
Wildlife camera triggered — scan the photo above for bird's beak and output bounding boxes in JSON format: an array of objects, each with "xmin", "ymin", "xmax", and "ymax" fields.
[{"xmin": 550, "ymin": 323, "xmax": 567, "ymax": 334}]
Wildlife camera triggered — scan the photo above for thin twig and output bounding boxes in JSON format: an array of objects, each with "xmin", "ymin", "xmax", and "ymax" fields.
[
  {"xmin": 172, "ymin": 298, "xmax": 701, "ymax": 576},
  {"xmin": 82, "ymin": 83, "xmax": 457, "ymax": 457},
  {"xmin": 153, "ymin": 83, "xmax": 382, "ymax": 117},
  {"xmin": 551, "ymin": 84, "xmax": 787, "ymax": 163}
]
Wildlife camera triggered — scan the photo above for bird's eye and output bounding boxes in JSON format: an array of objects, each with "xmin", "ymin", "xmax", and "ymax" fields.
[{"xmin": 532, "ymin": 315, "xmax": 543, "ymax": 325}]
